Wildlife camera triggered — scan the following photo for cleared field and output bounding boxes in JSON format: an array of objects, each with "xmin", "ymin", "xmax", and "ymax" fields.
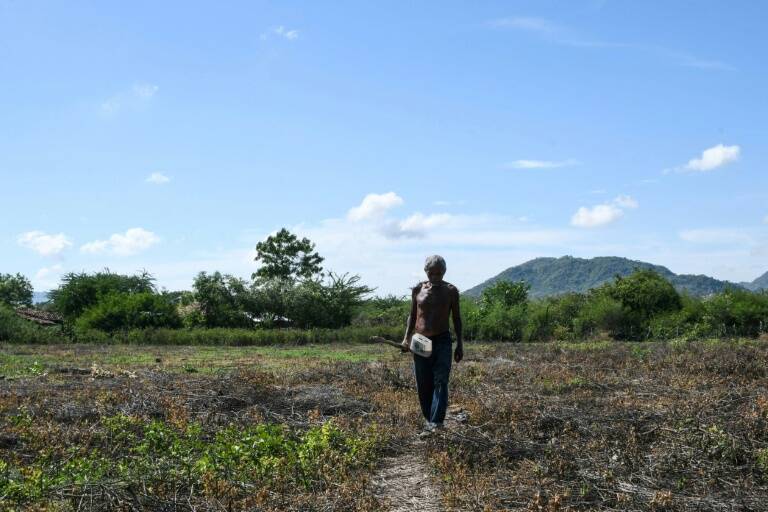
[{"xmin": 1, "ymin": 339, "xmax": 767, "ymax": 511}]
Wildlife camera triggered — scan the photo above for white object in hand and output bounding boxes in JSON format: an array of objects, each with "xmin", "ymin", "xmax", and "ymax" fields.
[{"xmin": 409, "ymin": 333, "xmax": 432, "ymax": 358}]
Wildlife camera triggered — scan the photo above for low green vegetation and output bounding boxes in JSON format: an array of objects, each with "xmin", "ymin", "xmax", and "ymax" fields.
[
  {"xmin": 1, "ymin": 413, "xmax": 376, "ymax": 507},
  {"xmin": 2, "ymin": 229, "xmax": 768, "ymax": 344},
  {"xmin": 463, "ymin": 269, "xmax": 768, "ymax": 341},
  {"xmin": 2, "ymin": 340, "xmax": 767, "ymax": 509}
]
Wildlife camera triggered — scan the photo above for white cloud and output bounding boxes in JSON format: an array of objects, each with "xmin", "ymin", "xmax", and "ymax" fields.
[
  {"xmin": 81, "ymin": 228, "xmax": 160, "ymax": 256},
  {"xmin": 262, "ymin": 26, "xmax": 299, "ymax": 41},
  {"xmin": 386, "ymin": 213, "xmax": 453, "ymax": 239},
  {"xmin": 347, "ymin": 192, "xmax": 404, "ymax": 221},
  {"xmin": 489, "ymin": 17, "xmax": 731, "ymax": 71},
  {"xmin": 100, "ymin": 83, "xmax": 159, "ymax": 115},
  {"xmin": 34, "ymin": 264, "xmax": 63, "ymax": 289},
  {"xmin": 613, "ymin": 195, "xmax": 639, "ymax": 209},
  {"xmin": 505, "ymin": 158, "xmax": 579, "ymax": 169},
  {"xmin": 133, "ymin": 83, "xmax": 159, "ymax": 99},
  {"xmin": 146, "ymin": 172, "xmax": 171, "ymax": 184},
  {"xmin": 571, "ymin": 204, "xmax": 624, "ymax": 228},
  {"xmin": 669, "ymin": 144, "xmax": 741, "ymax": 173},
  {"xmin": 17, "ymin": 231, "xmax": 72, "ymax": 256},
  {"xmin": 679, "ymin": 228, "xmax": 753, "ymax": 245},
  {"xmin": 571, "ymin": 195, "xmax": 638, "ymax": 228}
]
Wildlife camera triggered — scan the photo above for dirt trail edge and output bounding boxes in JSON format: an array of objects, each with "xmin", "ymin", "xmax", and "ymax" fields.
[
  {"xmin": 372, "ymin": 407, "xmax": 466, "ymax": 512},
  {"xmin": 372, "ymin": 448, "xmax": 442, "ymax": 512}
]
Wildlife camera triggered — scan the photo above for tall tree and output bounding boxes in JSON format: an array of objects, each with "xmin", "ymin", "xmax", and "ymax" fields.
[
  {"xmin": 252, "ymin": 228, "xmax": 324, "ymax": 281},
  {"xmin": 0, "ymin": 273, "xmax": 33, "ymax": 308},
  {"xmin": 49, "ymin": 270, "xmax": 155, "ymax": 320}
]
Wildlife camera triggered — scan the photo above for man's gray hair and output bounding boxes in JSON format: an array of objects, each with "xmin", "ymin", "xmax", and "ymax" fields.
[{"xmin": 424, "ymin": 255, "xmax": 446, "ymax": 274}]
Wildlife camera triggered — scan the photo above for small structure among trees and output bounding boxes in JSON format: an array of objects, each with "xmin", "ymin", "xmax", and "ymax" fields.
[{"xmin": 14, "ymin": 308, "xmax": 63, "ymax": 326}]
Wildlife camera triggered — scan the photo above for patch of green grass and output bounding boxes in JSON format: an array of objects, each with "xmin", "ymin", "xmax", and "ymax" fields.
[
  {"xmin": 553, "ymin": 340, "xmax": 613, "ymax": 352},
  {"xmin": 1, "ymin": 414, "xmax": 379, "ymax": 507}
]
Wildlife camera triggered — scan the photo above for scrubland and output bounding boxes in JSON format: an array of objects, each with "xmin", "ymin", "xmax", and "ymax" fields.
[{"xmin": 1, "ymin": 338, "xmax": 767, "ymax": 511}]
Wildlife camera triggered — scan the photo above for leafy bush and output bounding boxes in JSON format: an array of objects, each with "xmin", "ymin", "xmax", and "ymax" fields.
[
  {"xmin": 0, "ymin": 304, "xmax": 60, "ymax": 343},
  {"xmin": 0, "ymin": 415, "xmax": 377, "ymax": 506},
  {"xmin": 476, "ymin": 302, "xmax": 527, "ymax": 342},
  {"xmin": 600, "ymin": 269, "xmax": 682, "ymax": 338},
  {"xmin": 0, "ymin": 273, "xmax": 33, "ymax": 307},
  {"xmin": 572, "ymin": 293, "xmax": 626, "ymax": 338},
  {"xmin": 192, "ymin": 271, "xmax": 254, "ymax": 328},
  {"xmin": 69, "ymin": 325, "xmax": 404, "ymax": 345},
  {"xmin": 49, "ymin": 270, "xmax": 155, "ymax": 321},
  {"xmin": 702, "ymin": 288, "xmax": 768, "ymax": 337},
  {"xmin": 288, "ymin": 273, "xmax": 373, "ymax": 329},
  {"xmin": 480, "ymin": 280, "xmax": 529, "ymax": 309},
  {"xmin": 352, "ymin": 295, "xmax": 410, "ymax": 328},
  {"xmin": 75, "ymin": 293, "xmax": 182, "ymax": 332}
]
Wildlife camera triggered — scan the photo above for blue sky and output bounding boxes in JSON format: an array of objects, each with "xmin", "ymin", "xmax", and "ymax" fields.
[{"xmin": 2, "ymin": 0, "xmax": 767, "ymax": 295}]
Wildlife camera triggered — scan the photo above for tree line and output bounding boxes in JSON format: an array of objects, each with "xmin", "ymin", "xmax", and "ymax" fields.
[{"xmin": 2, "ymin": 229, "xmax": 768, "ymax": 343}]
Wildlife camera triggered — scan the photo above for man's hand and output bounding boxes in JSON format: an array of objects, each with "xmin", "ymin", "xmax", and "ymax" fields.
[
  {"xmin": 454, "ymin": 344, "xmax": 463, "ymax": 363},
  {"xmin": 400, "ymin": 339, "xmax": 410, "ymax": 353}
]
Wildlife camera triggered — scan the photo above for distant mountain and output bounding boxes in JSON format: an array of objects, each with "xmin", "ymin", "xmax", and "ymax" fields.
[
  {"xmin": 32, "ymin": 291, "xmax": 49, "ymax": 304},
  {"xmin": 464, "ymin": 256, "xmax": 746, "ymax": 299},
  {"xmin": 742, "ymin": 271, "xmax": 768, "ymax": 291}
]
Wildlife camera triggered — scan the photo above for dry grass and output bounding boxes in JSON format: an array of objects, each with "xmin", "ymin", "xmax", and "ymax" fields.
[{"xmin": 1, "ymin": 339, "xmax": 767, "ymax": 510}]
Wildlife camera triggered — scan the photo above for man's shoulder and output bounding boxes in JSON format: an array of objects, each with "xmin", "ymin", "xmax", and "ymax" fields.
[{"xmin": 444, "ymin": 282, "xmax": 460, "ymax": 294}]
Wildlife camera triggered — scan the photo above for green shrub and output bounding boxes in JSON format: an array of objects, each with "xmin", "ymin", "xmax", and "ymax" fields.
[
  {"xmin": 573, "ymin": 293, "xmax": 625, "ymax": 338},
  {"xmin": 0, "ymin": 273, "xmax": 33, "ymax": 307},
  {"xmin": 352, "ymin": 295, "xmax": 410, "ymax": 328},
  {"xmin": 68, "ymin": 325, "xmax": 404, "ymax": 346},
  {"xmin": 702, "ymin": 288, "xmax": 768, "ymax": 337},
  {"xmin": 75, "ymin": 293, "xmax": 182, "ymax": 332},
  {"xmin": 0, "ymin": 415, "xmax": 377, "ymax": 506},
  {"xmin": 0, "ymin": 304, "xmax": 61, "ymax": 343},
  {"xmin": 49, "ymin": 270, "xmax": 155, "ymax": 321},
  {"xmin": 192, "ymin": 271, "xmax": 255, "ymax": 328}
]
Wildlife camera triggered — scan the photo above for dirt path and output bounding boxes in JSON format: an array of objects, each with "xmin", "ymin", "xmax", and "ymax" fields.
[
  {"xmin": 372, "ymin": 407, "xmax": 466, "ymax": 511},
  {"xmin": 372, "ymin": 446, "xmax": 442, "ymax": 512}
]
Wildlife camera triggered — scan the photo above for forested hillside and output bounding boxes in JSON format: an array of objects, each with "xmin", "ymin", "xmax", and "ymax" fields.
[{"xmin": 465, "ymin": 256, "xmax": 748, "ymax": 298}]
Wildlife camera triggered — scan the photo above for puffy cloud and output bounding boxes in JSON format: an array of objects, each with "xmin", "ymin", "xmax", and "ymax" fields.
[
  {"xmin": 505, "ymin": 158, "xmax": 579, "ymax": 169},
  {"xmin": 347, "ymin": 192, "xmax": 404, "ymax": 221},
  {"xmin": 571, "ymin": 204, "xmax": 624, "ymax": 228},
  {"xmin": 669, "ymin": 144, "xmax": 741, "ymax": 173},
  {"xmin": 571, "ymin": 195, "xmax": 638, "ymax": 228},
  {"xmin": 146, "ymin": 172, "xmax": 171, "ymax": 184},
  {"xmin": 17, "ymin": 231, "xmax": 72, "ymax": 256},
  {"xmin": 385, "ymin": 213, "xmax": 453, "ymax": 239},
  {"xmin": 613, "ymin": 195, "xmax": 639, "ymax": 209},
  {"xmin": 81, "ymin": 228, "xmax": 160, "ymax": 256}
]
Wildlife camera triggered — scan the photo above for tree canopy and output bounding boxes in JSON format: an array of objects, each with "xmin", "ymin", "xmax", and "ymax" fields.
[
  {"xmin": 253, "ymin": 228, "xmax": 324, "ymax": 282},
  {"xmin": 0, "ymin": 273, "xmax": 33, "ymax": 308},
  {"xmin": 49, "ymin": 270, "xmax": 155, "ymax": 320}
]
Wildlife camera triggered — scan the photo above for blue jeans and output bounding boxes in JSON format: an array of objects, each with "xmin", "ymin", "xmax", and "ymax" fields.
[{"xmin": 413, "ymin": 331, "xmax": 452, "ymax": 425}]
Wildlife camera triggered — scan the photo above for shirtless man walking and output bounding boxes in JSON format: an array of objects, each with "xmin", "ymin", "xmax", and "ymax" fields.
[{"xmin": 402, "ymin": 255, "xmax": 463, "ymax": 432}]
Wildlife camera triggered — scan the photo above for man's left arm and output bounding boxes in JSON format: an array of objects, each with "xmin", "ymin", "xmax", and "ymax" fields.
[{"xmin": 451, "ymin": 287, "xmax": 463, "ymax": 363}]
